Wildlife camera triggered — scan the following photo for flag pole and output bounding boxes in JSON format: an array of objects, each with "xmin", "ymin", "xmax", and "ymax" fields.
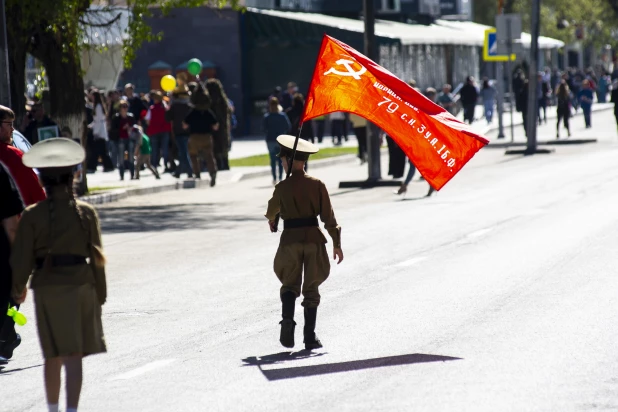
[
  {"xmin": 286, "ymin": 122, "xmax": 303, "ymax": 179},
  {"xmin": 273, "ymin": 122, "xmax": 304, "ymax": 232}
]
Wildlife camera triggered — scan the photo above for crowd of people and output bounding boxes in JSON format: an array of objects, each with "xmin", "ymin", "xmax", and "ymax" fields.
[{"xmin": 84, "ymin": 77, "xmax": 235, "ymax": 183}]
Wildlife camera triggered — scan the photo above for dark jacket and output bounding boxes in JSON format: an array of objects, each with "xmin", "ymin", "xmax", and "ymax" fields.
[
  {"xmin": 109, "ymin": 113, "xmax": 136, "ymax": 141},
  {"xmin": 286, "ymin": 104, "xmax": 314, "ymax": 140},
  {"xmin": 166, "ymin": 97, "xmax": 192, "ymax": 137},
  {"xmin": 263, "ymin": 112, "xmax": 291, "ymax": 142},
  {"xmin": 22, "ymin": 116, "xmax": 57, "ymax": 145},
  {"xmin": 459, "ymin": 84, "xmax": 478, "ymax": 106}
]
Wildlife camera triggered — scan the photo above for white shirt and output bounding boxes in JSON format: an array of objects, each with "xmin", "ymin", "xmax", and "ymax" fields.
[{"xmin": 91, "ymin": 104, "xmax": 108, "ymax": 140}]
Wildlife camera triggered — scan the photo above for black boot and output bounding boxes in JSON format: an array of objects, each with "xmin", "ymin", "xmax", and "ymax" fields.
[
  {"xmin": 303, "ymin": 307, "xmax": 323, "ymax": 350},
  {"xmin": 279, "ymin": 292, "xmax": 296, "ymax": 348}
]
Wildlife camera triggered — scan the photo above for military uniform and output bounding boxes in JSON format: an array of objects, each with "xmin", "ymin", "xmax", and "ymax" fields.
[
  {"xmin": 10, "ymin": 138, "xmax": 106, "ymax": 359},
  {"xmin": 265, "ymin": 135, "xmax": 342, "ymax": 350}
]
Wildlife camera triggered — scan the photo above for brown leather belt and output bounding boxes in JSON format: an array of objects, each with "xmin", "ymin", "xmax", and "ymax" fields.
[
  {"xmin": 35, "ymin": 255, "xmax": 88, "ymax": 270},
  {"xmin": 284, "ymin": 217, "xmax": 319, "ymax": 229}
]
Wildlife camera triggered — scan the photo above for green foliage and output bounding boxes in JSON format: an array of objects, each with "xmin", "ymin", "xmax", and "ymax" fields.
[
  {"xmin": 473, "ymin": 0, "xmax": 618, "ymax": 49},
  {"xmin": 6, "ymin": 0, "xmax": 244, "ymax": 69},
  {"xmin": 512, "ymin": 0, "xmax": 618, "ymax": 48}
]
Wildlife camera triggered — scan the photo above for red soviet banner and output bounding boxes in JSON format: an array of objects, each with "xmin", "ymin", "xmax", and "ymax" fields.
[{"xmin": 302, "ymin": 35, "xmax": 489, "ymax": 191}]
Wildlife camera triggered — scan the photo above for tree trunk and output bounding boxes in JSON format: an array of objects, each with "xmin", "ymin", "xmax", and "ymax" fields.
[
  {"xmin": 30, "ymin": 30, "xmax": 88, "ymax": 194},
  {"xmin": 4, "ymin": 1, "xmax": 28, "ymax": 119}
]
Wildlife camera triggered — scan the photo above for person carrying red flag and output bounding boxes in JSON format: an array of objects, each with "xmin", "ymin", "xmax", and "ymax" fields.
[
  {"xmin": 301, "ymin": 35, "xmax": 489, "ymax": 191},
  {"xmin": 265, "ymin": 135, "xmax": 343, "ymax": 350}
]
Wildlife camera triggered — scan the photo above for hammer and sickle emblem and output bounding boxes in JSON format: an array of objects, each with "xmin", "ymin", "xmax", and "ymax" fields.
[{"xmin": 324, "ymin": 59, "xmax": 367, "ymax": 80}]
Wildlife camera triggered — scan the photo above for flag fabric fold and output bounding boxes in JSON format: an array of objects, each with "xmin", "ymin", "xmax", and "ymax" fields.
[{"xmin": 301, "ymin": 35, "xmax": 489, "ymax": 190}]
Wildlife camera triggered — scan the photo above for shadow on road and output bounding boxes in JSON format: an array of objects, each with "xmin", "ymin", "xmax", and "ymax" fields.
[
  {"xmin": 98, "ymin": 203, "xmax": 263, "ymax": 233},
  {"xmin": 242, "ymin": 352, "xmax": 461, "ymax": 381},
  {"xmin": 0, "ymin": 363, "xmax": 43, "ymax": 376}
]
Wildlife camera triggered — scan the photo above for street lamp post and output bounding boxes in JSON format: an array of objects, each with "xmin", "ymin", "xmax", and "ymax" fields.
[
  {"xmin": 364, "ymin": 0, "xmax": 381, "ymax": 181},
  {"xmin": 525, "ymin": 0, "xmax": 541, "ymax": 153}
]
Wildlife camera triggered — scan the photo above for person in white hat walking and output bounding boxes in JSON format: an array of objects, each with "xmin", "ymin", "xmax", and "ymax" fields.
[
  {"xmin": 265, "ymin": 135, "xmax": 344, "ymax": 350},
  {"xmin": 10, "ymin": 138, "xmax": 107, "ymax": 412}
]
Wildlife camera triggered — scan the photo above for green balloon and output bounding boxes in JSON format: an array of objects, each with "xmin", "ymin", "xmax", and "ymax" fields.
[{"xmin": 187, "ymin": 58, "xmax": 203, "ymax": 76}]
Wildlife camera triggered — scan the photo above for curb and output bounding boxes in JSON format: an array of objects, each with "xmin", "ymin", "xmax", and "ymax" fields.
[
  {"xmin": 236, "ymin": 154, "xmax": 360, "ymax": 181},
  {"xmin": 80, "ymin": 154, "xmax": 361, "ymax": 205},
  {"xmin": 487, "ymin": 138, "xmax": 598, "ymax": 148},
  {"xmin": 482, "ymin": 105, "xmax": 614, "ymax": 137},
  {"xmin": 80, "ymin": 179, "xmax": 213, "ymax": 205}
]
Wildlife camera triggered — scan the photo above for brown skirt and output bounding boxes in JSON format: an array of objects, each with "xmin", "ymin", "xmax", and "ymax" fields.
[{"xmin": 34, "ymin": 283, "xmax": 106, "ymax": 359}]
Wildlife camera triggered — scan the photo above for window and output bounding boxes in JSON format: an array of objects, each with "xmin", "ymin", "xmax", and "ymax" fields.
[{"xmin": 381, "ymin": 0, "xmax": 400, "ymax": 12}]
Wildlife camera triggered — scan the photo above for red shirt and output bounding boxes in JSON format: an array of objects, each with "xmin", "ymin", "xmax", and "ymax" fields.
[
  {"xmin": 146, "ymin": 102, "xmax": 171, "ymax": 136},
  {"xmin": 0, "ymin": 142, "xmax": 46, "ymax": 207}
]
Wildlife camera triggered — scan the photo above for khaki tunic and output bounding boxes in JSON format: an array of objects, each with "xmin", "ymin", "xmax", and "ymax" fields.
[
  {"xmin": 10, "ymin": 189, "xmax": 107, "ymax": 359},
  {"xmin": 265, "ymin": 172, "xmax": 341, "ymax": 308}
]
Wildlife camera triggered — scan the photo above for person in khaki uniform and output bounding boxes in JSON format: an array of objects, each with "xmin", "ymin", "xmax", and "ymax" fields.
[
  {"xmin": 183, "ymin": 85, "xmax": 219, "ymax": 186},
  {"xmin": 10, "ymin": 138, "xmax": 107, "ymax": 412},
  {"xmin": 265, "ymin": 135, "xmax": 344, "ymax": 350}
]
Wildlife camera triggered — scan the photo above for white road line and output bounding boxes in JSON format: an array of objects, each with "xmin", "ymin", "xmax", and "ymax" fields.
[
  {"xmin": 395, "ymin": 256, "xmax": 428, "ymax": 268},
  {"xmin": 109, "ymin": 359, "xmax": 176, "ymax": 381},
  {"xmin": 466, "ymin": 228, "xmax": 494, "ymax": 239}
]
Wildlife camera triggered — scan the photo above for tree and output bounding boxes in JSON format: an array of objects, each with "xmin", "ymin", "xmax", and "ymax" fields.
[
  {"xmin": 5, "ymin": 0, "xmax": 241, "ymax": 192},
  {"xmin": 473, "ymin": 0, "xmax": 618, "ymax": 50}
]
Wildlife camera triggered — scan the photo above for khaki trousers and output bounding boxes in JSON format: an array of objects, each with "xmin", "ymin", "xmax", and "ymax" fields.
[
  {"xmin": 188, "ymin": 133, "xmax": 217, "ymax": 178},
  {"xmin": 135, "ymin": 154, "xmax": 159, "ymax": 179},
  {"xmin": 274, "ymin": 242, "xmax": 330, "ymax": 308}
]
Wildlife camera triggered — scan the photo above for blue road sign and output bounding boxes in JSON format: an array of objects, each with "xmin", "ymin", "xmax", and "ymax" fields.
[
  {"xmin": 483, "ymin": 29, "xmax": 515, "ymax": 62},
  {"xmin": 488, "ymin": 32, "xmax": 498, "ymax": 56}
]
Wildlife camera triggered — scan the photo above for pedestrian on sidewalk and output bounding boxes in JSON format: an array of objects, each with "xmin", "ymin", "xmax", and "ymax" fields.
[
  {"xmin": 109, "ymin": 100, "xmax": 137, "ymax": 180},
  {"xmin": 286, "ymin": 93, "xmax": 314, "ymax": 143},
  {"xmin": 537, "ymin": 72, "xmax": 550, "ymax": 124},
  {"xmin": 611, "ymin": 78, "xmax": 618, "ymax": 131},
  {"xmin": 555, "ymin": 80, "xmax": 571, "ymax": 138},
  {"xmin": 265, "ymin": 135, "xmax": 343, "ymax": 350},
  {"xmin": 516, "ymin": 78, "xmax": 529, "ymax": 137},
  {"xmin": 87, "ymin": 90, "xmax": 114, "ymax": 173},
  {"xmin": 459, "ymin": 76, "xmax": 478, "ymax": 124},
  {"xmin": 131, "ymin": 125, "xmax": 160, "ymax": 180},
  {"xmin": 166, "ymin": 87, "xmax": 193, "ymax": 179},
  {"xmin": 438, "ymin": 84, "xmax": 456, "ymax": 115},
  {"xmin": 480, "ymin": 78, "xmax": 496, "ymax": 124},
  {"xmin": 329, "ymin": 112, "xmax": 346, "ymax": 145},
  {"xmin": 11, "ymin": 138, "xmax": 107, "ymax": 412},
  {"xmin": 262, "ymin": 96, "xmax": 292, "ymax": 185},
  {"xmin": 205, "ymin": 79, "xmax": 232, "ymax": 171},
  {"xmin": 578, "ymin": 79, "xmax": 594, "ymax": 128},
  {"xmin": 263, "ymin": 97, "xmax": 291, "ymax": 185},
  {"xmin": 183, "ymin": 86, "xmax": 219, "ymax": 185},
  {"xmin": 145, "ymin": 91, "xmax": 172, "ymax": 173},
  {"xmin": 349, "ymin": 113, "xmax": 368, "ymax": 164},
  {"xmin": 394, "ymin": 159, "xmax": 435, "ymax": 198},
  {"xmin": 314, "ymin": 115, "xmax": 326, "ymax": 143}
]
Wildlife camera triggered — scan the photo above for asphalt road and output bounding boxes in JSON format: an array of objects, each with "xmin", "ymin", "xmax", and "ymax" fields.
[{"xmin": 3, "ymin": 111, "xmax": 618, "ymax": 411}]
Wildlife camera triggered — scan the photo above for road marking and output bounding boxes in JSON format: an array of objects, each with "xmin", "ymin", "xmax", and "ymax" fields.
[
  {"xmin": 109, "ymin": 359, "xmax": 176, "ymax": 381},
  {"xmin": 395, "ymin": 256, "xmax": 427, "ymax": 267},
  {"xmin": 466, "ymin": 228, "xmax": 494, "ymax": 239}
]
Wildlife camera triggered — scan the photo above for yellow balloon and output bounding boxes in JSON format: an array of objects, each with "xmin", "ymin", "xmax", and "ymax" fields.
[{"xmin": 160, "ymin": 75, "xmax": 176, "ymax": 92}]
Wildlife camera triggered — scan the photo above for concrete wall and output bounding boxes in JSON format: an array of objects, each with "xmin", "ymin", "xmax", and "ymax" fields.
[{"xmin": 119, "ymin": 7, "xmax": 244, "ymax": 132}]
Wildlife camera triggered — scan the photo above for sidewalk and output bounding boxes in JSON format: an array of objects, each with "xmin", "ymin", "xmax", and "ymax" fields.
[{"xmin": 466, "ymin": 102, "xmax": 613, "ymax": 145}]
